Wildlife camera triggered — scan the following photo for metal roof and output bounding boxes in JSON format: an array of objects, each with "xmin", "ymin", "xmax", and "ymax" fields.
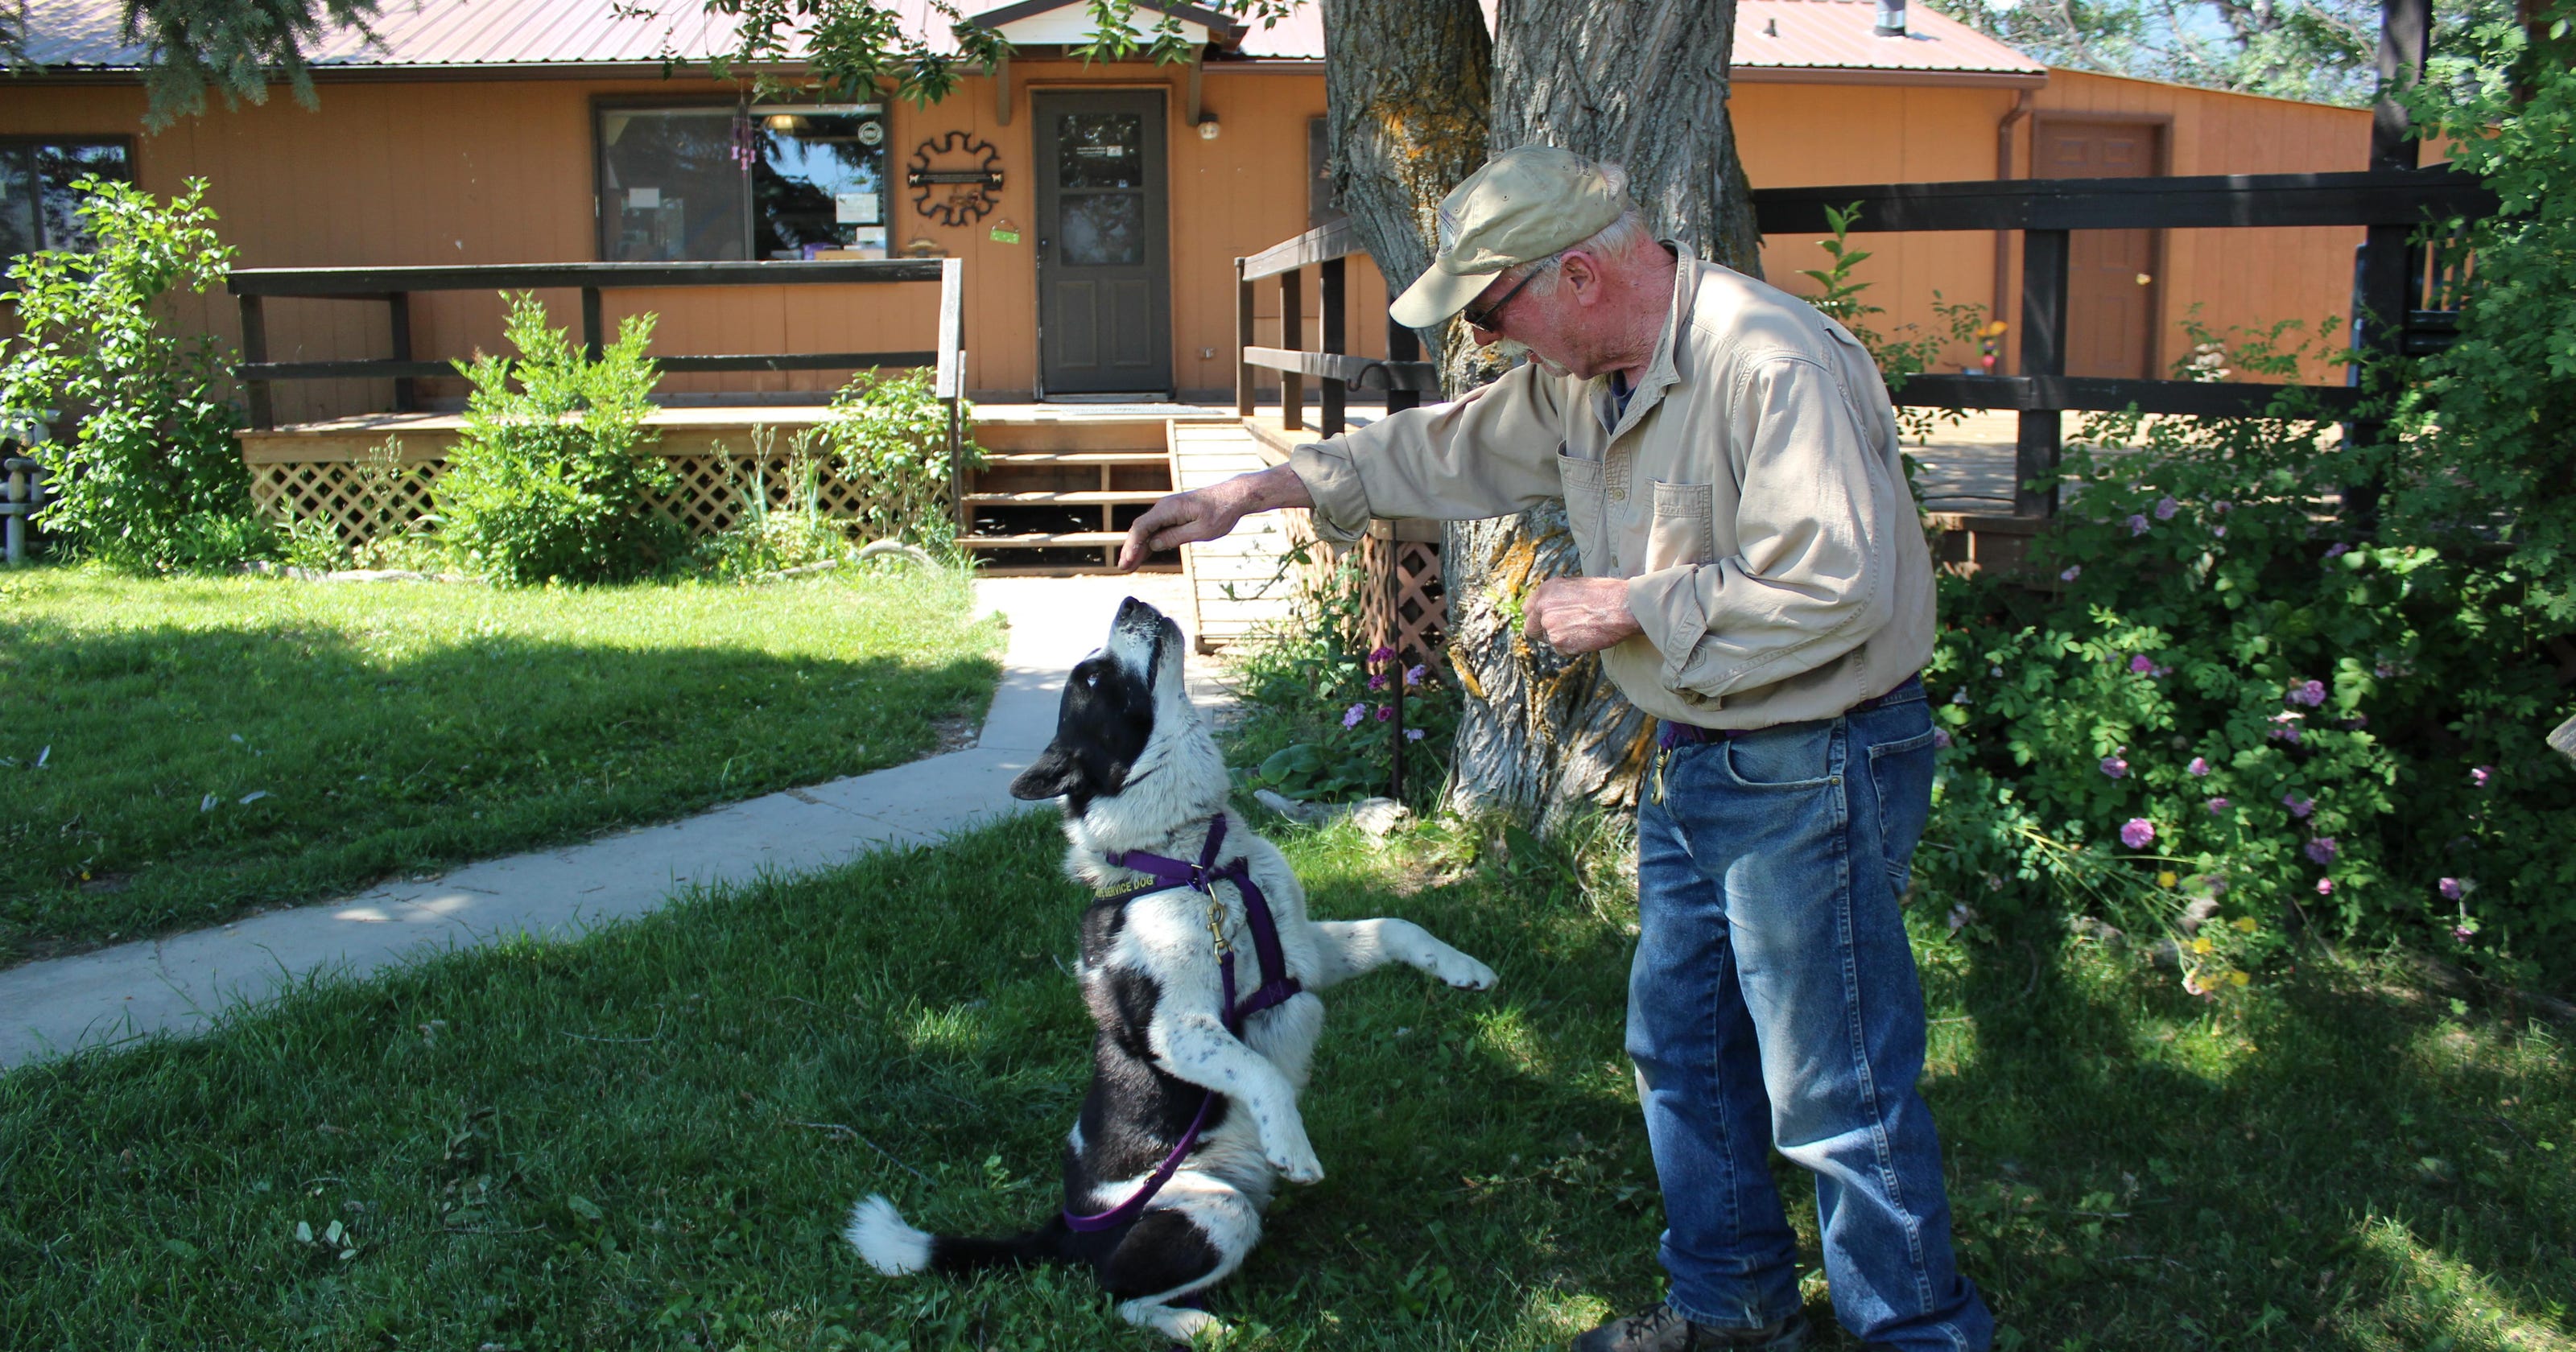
[{"xmin": 19, "ymin": 0, "xmax": 2039, "ymax": 76}]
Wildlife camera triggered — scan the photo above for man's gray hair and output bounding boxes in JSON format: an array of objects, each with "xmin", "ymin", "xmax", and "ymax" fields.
[{"xmin": 1516, "ymin": 162, "xmax": 1655, "ymax": 298}]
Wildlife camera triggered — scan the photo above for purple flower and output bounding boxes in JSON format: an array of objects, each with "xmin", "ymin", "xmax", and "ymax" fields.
[
  {"xmin": 2120, "ymin": 818, "xmax": 2156, "ymax": 849},
  {"xmin": 2284, "ymin": 792, "xmax": 2314, "ymax": 819},
  {"xmin": 2453, "ymin": 924, "xmax": 2475, "ymax": 943},
  {"xmin": 1405, "ymin": 664, "xmax": 1426, "ymax": 686},
  {"xmin": 2324, "ymin": 542, "xmax": 2349, "ymax": 559},
  {"xmin": 2207, "ymin": 797, "xmax": 2231, "ymax": 814},
  {"xmin": 2376, "ymin": 661, "xmax": 2396, "ymax": 678},
  {"xmin": 2438, "ymin": 877, "xmax": 2462, "ymax": 901},
  {"xmin": 1375, "ymin": 704, "xmax": 1395, "ymax": 722},
  {"xmin": 2130, "ymin": 655, "xmax": 2156, "ymax": 674},
  {"xmin": 2213, "ymin": 501, "xmax": 2233, "ymax": 514},
  {"xmin": 2061, "ymin": 566, "xmax": 2083, "ymax": 582},
  {"xmin": 1368, "ymin": 673, "xmax": 1389, "ymax": 691},
  {"xmin": 1343, "ymin": 703, "xmax": 1366, "ymax": 729},
  {"xmin": 2099, "ymin": 751, "xmax": 2130, "ymax": 779},
  {"xmin": 2127, "ymin": 514, "xmax": 2152, "ymax": 536},
  {"xmin": 2212, "ymin": 526, "xmax": 2227, "ymax": 538},
  {"xmin": 2306, "ymin": 836, "xmax": 2339, "ymax": 864},
  {"xmin": 1404, "ymin": 727, "xmax": 1426, "ymax": 742},
  {"xmin": 2471, "ymin": 765, "xmax": 2496, "ymax": 788},
  {"xmin": 1932, "ymin": 728, "xmax": 1953, "ymax": 749},
  {"xmin": 2154, "ymin": 496, "xmax": 2180, "ymax": 520},
  {"xmin": 2187, "ymin": 756, "xmax": 2211, "ymax": 777},
  {"xmin": 1368, "ymin": 646, "xmax": 1396, "ymax": 665},
  {"xmin": 2289, "ymin": 679, "xmax": 2327, "ymax": 707},
  {"xmin": 2317, "ymin": 877, "xmax": 2336, "ymax": 897}
]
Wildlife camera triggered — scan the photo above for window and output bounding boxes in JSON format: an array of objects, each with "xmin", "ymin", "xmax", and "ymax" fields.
[
  {"xmin": 596, "ymin": 105, "xmax": 890, "ymax": 262},
  {"xmin": 0, "ymin": 138, "xmax": 135, "ymax": 263}
]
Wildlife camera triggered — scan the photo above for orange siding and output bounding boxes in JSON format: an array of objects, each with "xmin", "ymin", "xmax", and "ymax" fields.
[{"xmin": 0, "ymin": 62, "xmax": 2368, "ymax": 417}]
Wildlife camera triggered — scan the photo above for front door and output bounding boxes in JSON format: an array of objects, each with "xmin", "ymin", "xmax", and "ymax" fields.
[
  {"xmin": 1034, "ymin": 91, "xmax": 1172, "ymax": 398},
  {"xmin": 2038, "ymin": 118, "xmax": 2163, "ymax": 379}
]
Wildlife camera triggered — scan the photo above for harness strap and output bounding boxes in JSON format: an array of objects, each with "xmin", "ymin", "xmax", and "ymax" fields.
[{"xmin": 1064, "ymin": 813, "xmax": 1301, "ymax": 1233}]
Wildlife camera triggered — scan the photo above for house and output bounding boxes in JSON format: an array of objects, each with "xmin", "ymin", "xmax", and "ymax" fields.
[{"xmin": 3, "ymin": 0, "xmax": 2372, "ymax": 422}]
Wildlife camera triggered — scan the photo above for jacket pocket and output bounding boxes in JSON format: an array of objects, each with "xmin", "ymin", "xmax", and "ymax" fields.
[
  {"xmin": 1557, "ymin": 449, "xmax": 1608, "ymax": 575},
  {"xmin": 1645, "ymin": 480, "xmax": 1715, "ymax": 574}
]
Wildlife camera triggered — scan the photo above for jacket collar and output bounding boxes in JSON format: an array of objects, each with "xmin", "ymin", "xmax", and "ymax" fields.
[{"xmin": 1595, "ymin": 242, "xmax": 1697, "ymax": 443}]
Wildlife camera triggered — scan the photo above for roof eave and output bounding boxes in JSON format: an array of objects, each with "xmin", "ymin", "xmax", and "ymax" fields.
[{"xmin": 1734, "ymin": 65, "xmax": 2048, "ymax": 89}]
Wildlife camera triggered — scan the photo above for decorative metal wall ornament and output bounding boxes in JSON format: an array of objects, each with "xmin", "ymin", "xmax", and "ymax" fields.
[{"xmin": 906, "ymin": 132, "xmax": 1005, "ymax": 226}]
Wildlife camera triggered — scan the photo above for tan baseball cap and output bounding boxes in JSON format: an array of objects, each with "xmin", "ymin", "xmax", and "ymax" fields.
[{"xmin": 1389, "ymin": 146, "xmax": 1629, "ymax": 330}]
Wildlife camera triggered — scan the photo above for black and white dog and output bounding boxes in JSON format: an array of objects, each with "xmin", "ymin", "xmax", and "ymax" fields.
[{"xmin": 846, "ymin": 596, "xmax": 1498, "ymax": 1342}]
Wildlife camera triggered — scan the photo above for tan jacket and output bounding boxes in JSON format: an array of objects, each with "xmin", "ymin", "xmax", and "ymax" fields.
[{"xmin": 1287, "ymin": 255, "xmax": 1935, "ymax": 732}]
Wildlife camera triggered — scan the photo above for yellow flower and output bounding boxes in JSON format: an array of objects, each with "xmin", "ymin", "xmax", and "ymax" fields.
[
  {"xmin": 2191, "ymin": 936, "xmax": 2215, "ymax": 954},
  {"xmin": 2229, "ymin": 971, "xmax": 2251, "ymax": 987},
  {"xmin": 2157, "ymin": 871, "xmax": 2179, "ymax": 889},
  {"xmin": 2231, "ymin": 916, "xmax": 2259, "ymax": 934}
]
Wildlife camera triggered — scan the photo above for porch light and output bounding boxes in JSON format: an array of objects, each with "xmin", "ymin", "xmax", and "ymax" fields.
[{"xmin": 766, "ymin": 113, "xmax": 811, "ymax": 132}]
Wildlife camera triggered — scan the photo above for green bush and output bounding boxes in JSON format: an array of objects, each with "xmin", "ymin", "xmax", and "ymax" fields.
[
  {"xmin": 1923, "ymin": 304, "xmax": 2576, "ymax": 991},
  {"xmin": 0, "ymin": 175, "xmax": 259, "ymax": 571},
  {"xmin": 811, "ymin": 368, "xmax": 979, "ymax": 551},
  {"xmin": 689, "ymin": 427, "xmax": 857, "ymax": 581},
  {"xmin": 1228, "ymin": 551, "xmax": 1459, "ymax": 806},
  {"xmin": 436, "ymin": 292, "xmax": 683, "ymax": 585}
]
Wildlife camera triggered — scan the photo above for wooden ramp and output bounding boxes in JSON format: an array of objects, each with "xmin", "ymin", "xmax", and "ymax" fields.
[{"xmin": 1168, "ymin": 420, "xmax": 1301, "ymax": 653}]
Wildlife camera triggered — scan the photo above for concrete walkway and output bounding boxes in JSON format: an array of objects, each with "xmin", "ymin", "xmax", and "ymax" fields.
[{"xmin": 0, "ymin": 575, "xmax": 1228, "ymax": 1070}]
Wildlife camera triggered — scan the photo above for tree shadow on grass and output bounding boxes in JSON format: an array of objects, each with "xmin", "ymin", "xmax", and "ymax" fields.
[{"xmin": 0, "ymin": 613, "xmax": 997, "ymax": 964}]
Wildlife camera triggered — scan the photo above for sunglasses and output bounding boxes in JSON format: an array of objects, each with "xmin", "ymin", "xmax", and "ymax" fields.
[{"xmin": 1461, "ymin": 265, "xmax": 1542, "ymax": 332}]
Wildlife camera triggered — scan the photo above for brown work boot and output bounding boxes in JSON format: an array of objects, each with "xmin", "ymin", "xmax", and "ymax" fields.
[{"xmin": 1570, "ymin": 1304, "xmax": 1809, "ymax": 1352}]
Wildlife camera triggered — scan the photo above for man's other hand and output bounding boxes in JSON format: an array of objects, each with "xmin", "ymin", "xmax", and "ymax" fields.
[
  {"xmin": 1117, "ymin": 464, "xmax": 1313, "ymax": 571},
  {"xmin": 1523, "ymin": 576, "xmax": 1645, "ymax": 656}
]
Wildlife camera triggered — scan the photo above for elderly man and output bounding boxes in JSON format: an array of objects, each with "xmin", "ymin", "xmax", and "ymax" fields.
[{"xmin": 1118, "ymin": 146, "xmax": 1990, "ymax": 1352}]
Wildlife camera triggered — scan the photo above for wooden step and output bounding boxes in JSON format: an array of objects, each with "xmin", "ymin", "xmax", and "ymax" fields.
[
  {"xmin": 960, "ymin": 531, "xmax": 1131, "ymax": 549},
  {"xmin": 981, "ymin": 449, "xmax": 1171, "ymax": 468},
  {"xmin": 976, "ymin": 563, "xmax": 1183, "ymax": 577},
  {"xmin": 964, "ymin": 489, "xmax": 1166, "ymax": 506}
]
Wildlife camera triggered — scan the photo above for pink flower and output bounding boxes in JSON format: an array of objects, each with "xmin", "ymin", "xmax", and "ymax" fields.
[
  {"xmin": 2207, "ymin": 797, "xmax": 2231, "ymax": 814},
  {"xmin": 2127, "ymin": 514, "xmax": 2152, "ymax": 536},
  {"xmin": 2438, "ymin": 877, "xmax": 2462, "ymax": 901},
  {"xmin": 1404, "ymin": 727, "xmax": 1426, "ymax": 742},
  {"xmin": 2129, "ymin": 655, "xmax": 2155, "ymax": 674},
  {"xmin": 2061, "ymin": 566, "xmax": 2083, "ymax": 582},
  {"xmin": 2154, "ymin": 496, "xmax": 2180, "ymax": 520},
  {"xmin": 2289, "ymin": 680, "xmax": 2327, "ymax": 707},
  {"xmin": 2453, "ymin": 925, "xmax": 2475, "ymax": 943},
  {"xmin": 2471, "ymin": 765, "xmax": 2496, "ymax": 788},
  {"xmin": 1932, "ymin": 728, "xmax": 1953, "ymax": 749},
  {"xmin": 2120, "ymin": 818, "xmax": 2156, "ymax": 849},
  {"xmin": 2317, "ymin": 877, "xmax": 2335, "ymax": 897},
  {"xmin": 2283, "ymin": 792, "xmax": 2314, "ymax": 819},
  {"xmin": 2305, "ymin": 836, "xmax": 2339, "ymax": 864},
  {"xmin": 1375, "ymin": 704, "xmax": 1395, "ymax": 722},
  {"xmin": 1343, "ymin": 703, "xmax": 1366, "ymax": 729},
  {"xmin": 2187, "ymin": 756, "xmax": 2211, "ymax": 776},
  {"xmin": 2099, "ymin": 751, "xmax": 2130, "ymax": 779},
  {"xmin": 1405, "ymin": 664, "xmax": 1426, "ymax": 686},
  {"xmin": 2213, "ymin": 501, "xmax": 2233, "ymax": 513},
  {"xmin": 1368, "ymin": 673, "xmax": 1389, "ymax": 691},
  {"xmin": 2212, "ymin": 525, "xmax": 2227, "ymax": 538},
  {"xmin": 1368, "ymin": 646, "xmax": 1397, "ymax": 665}
]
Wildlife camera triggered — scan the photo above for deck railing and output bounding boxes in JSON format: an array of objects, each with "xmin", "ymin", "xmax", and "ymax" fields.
[{"xmin": 227, "ymin": 256, "xmax": 968, "ymax": 527}]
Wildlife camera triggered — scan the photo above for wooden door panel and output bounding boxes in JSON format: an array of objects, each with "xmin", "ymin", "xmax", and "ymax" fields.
[
  {"xmin": 2041, "ymin": 120, "xmax": 2163, "ymax": 380},
  {"xmin": 1035, "ymin": 92, "xmax": 1172, "ymax": 397}
]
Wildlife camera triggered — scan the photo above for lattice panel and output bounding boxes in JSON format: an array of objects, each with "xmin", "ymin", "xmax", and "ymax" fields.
[
  {"xmin": 250, "ymin": 451, "xmax": 931, "ymax": 546},
  {"xmin": 1360, "ymin": 534, "xmax": 1446, "ymax": 669}
]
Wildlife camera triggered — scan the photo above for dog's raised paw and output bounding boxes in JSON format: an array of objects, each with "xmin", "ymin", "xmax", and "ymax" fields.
[
  {"xmin": 1440, "ymin": 955, "xmax": 1500, "ymax": 991},
  {"xmin": 1266, "ymin": 1136, "xmax": 1325, "ymax": 1183}
]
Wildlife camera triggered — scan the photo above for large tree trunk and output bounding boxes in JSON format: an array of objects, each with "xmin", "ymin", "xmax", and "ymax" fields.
[{"xmin": 1445, "ymin": 0, "xmax": 1767, "ymax": 830}]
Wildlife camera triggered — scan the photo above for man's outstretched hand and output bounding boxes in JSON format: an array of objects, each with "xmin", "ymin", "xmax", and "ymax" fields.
[{"xmin": 1117, "ymin": 464, "xmax": 1315, "ymax": 571}]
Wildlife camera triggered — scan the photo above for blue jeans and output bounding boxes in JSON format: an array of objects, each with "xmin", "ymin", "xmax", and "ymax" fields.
[{"xmin": 1631, "ymin": 683, "xmax": 1992, "ymax": 1351}]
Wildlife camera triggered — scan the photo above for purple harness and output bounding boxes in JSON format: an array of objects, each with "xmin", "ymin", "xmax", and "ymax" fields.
[{"xmin": 1063, "ymin": 813, "xmax": 1302, "ymax": 1233}]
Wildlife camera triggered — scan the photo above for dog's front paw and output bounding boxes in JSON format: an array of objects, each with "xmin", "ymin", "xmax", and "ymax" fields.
[
  {"xmin": 1265, "ymin": 1127, "xmax": 1325, "ymax": 1184},
  {"xmin": 1438, "ymin": 953, "xmax": 1500, "ymax": 991}
]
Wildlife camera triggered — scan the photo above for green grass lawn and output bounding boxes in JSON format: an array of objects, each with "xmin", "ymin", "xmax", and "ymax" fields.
[
  {"xmin": 0, "ymin": 565, "xmax": 1001, "ymax": 966},
  {"xmin": 1, "ymin": 810, "xmax": 2565, "ymax": 1351}
]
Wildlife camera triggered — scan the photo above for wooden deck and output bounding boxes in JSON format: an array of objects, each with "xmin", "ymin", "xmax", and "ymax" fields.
[{"xmin": 1170, "ymin": 419, "xmax": 1305, "ymax": 653}]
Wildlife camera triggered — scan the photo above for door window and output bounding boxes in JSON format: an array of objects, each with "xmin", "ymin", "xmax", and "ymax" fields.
[{"xmin": 1055, "ymin": 113, "xmax": 1145, "ymax": 266}]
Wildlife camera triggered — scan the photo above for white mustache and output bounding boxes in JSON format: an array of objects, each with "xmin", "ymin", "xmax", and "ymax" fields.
[{"xmin": 1483, "ymin": 340, "xmax": 1570, "ymax": 379}]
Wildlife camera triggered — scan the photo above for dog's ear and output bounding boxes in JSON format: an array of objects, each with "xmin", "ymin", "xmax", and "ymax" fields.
[{"xmin": 1009, "ymin": 743, "xmax": 1087, "ymax": 801}]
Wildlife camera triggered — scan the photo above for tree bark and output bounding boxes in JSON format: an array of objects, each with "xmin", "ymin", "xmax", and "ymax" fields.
[{"xmin": 1445, "ymin": 0, "xmax": 1766, "ymax": 830}]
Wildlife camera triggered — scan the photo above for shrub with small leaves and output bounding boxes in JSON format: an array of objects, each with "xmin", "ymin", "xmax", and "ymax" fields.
[{"xmin": 811, "ymin": 368, "xmax": 980, "ymax": 552}]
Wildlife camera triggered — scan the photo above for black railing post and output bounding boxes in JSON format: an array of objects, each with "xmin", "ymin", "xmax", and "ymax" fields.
[
  {"xmin": 387, "ymin": 291, "xmax": 416, "ymax": 413},
  {"xmin": 1236, "ymin": 258, "xmax": 1256, "ymax": 417},
  {"xmin": 1279, "ymin": 267, "xmax": 1304, "ymax": 432},
  {"xmin": 2016, "ymin": 229, "xmax": 2070, "ymax": 518},
  {"xmin": 238, "ymin": 294, "xmax": 273, "ymax": 431},
  {"xmin": 580, "ymin": 286, "xmax": 604, "ymax": 362},
  {"xmin": 1320, "ymin": 256, "xmax": 1346, "ymax": 435},
  {"xmin": 2347, "ymin": 0, "xmax": 2433, "ymax": 535},
  {"xmin": 1386, "ymin": 315, "xmax": 1423, "ymax": 414}
]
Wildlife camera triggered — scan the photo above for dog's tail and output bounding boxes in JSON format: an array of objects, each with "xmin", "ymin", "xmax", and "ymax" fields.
[{"xmin": 845, "ymin": 1194, "xmax": 1073, "ymax": 1278}]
